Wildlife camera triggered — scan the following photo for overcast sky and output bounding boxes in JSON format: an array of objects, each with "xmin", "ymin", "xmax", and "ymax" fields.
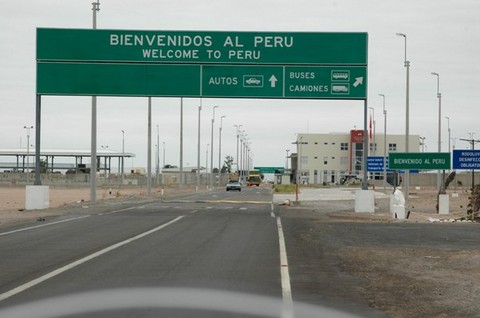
[{"xmin": 1, "ymin": 0, "xmax": 479, "ymax": 170}]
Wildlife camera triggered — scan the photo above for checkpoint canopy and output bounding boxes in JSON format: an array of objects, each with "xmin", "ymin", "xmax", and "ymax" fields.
[{"xmin": 36, "ymin": 28, "xmax": 368, "ymax": 99}]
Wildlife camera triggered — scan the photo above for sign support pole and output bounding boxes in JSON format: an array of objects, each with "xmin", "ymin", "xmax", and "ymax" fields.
[
  {"xmin": 89, "ymin": 0, "xmax": 100, "ymax": 202},
  {"xmin": 34, "ymin": 95, "xmax": 42, "ymax": 186},
  {"xmin": 147, "ymin": 97, "xmax": 152, "ymax": 197},
  {"xmin": 363, "ymin": 99, "xmax": 368, "ymax": 190}
]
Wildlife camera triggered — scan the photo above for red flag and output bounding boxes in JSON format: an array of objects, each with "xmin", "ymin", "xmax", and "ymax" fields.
[{"xmin": 369, "ymin": 116, "xmax": 373, "ymax": 139}]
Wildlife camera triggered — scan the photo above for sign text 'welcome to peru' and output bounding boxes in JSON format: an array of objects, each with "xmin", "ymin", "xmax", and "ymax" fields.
[{"xmin": 37, "ymin": 28, "xmax": 368, "ymax": 99}]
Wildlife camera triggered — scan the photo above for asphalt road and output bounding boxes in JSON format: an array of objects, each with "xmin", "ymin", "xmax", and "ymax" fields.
[
  {"xmin": 0, "ymin": 186, "xmax": 288, "ymax": 317},
  {"xmin": 0, "ymin": 186, "xmax": 392, "ymax": 317}
]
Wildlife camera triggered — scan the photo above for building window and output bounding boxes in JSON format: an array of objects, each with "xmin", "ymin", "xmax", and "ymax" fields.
[
  {"xmin": 314, "ymin": 142, "xmax": 318, "ymax": 145},
  {"xmin": 369, "ymin": 143, "xmax": 377, "ymax": 152},
  {"xmin": 324, "ymin": 142, "xmax": 328, "ymax": 145},
  {"xmin": 323, "ymin": 156, "xmax": 328, "ymax": 165},
  {"xmin": 341, "ymin": 143, "xmax": 348, "ymax": 151},
  {"xmin": 389, "ymin": 143, "xmax": 397, "ymax": 151}
]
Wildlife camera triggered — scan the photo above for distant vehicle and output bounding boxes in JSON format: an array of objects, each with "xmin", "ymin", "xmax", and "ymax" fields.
[
  {"xmin": 226, "ymin": 180, "xmax": 241, "ymax": 191},
  {"xmin": 246, "ymin": 169, "xmax": 262, "ymax": 187},
  {"xmin": 245, "ymin": 78, "xmax": 261, "ymax": 85},
  {"xmin": 340, "ymin": 174, "xmax": 361, "ymax": 185},
  {"xmin": 228, "ymin": 172, "xmax": 239, "ymax": 182}
]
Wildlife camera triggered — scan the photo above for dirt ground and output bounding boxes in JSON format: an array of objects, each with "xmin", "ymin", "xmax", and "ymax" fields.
[
  {"xmin": 0, "ymin": 185, "xmax": 186, "ymax": 228},
  {"xmin": 282, "ymin": 187, "xmax": 480, "ymax": 318}
]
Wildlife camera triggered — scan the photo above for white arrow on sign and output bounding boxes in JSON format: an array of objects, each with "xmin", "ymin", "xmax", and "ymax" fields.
[
  {"xmin": 269, "ymin": 75, "xmax": 278, "ymax": 88},
  {"xmin": 353, "ymin": 77, "xmax": 363, "ymax": 87}
]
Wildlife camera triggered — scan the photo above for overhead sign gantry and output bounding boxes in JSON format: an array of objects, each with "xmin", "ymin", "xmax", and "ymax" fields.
[
  {"xmin": 35, "ymin": 28, "xmax": 370, "ymax": 206},
  {"xmin": 37, "ymin": 28, "xmax": 367, "ymax": 99}
]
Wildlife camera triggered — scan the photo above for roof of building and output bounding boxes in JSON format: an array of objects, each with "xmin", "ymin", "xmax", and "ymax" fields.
[{"xmin": 0, "ymin": 149, "xmax": 135, "ymax": 157}]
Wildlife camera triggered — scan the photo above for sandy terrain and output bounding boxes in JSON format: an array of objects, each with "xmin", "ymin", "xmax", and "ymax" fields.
[
  {"xmin": 0, "ymin": 185, "xmax": 185, "ymax": 228},
  {"xmin": 1, "ymin": 185, "xmax": 475, "ymax": 229}
]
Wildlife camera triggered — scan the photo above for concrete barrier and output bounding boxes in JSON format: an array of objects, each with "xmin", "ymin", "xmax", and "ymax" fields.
[
  {"xmin": 439, "ymin": 194, "xmax": 449, "ymax": 215},
  {"xmin": 25, "ymin": 185, "xmax": 50, "ymax": 210},
  {"xmin": 354, "ymin": 190, "xmax": 375, "ymax": 213}
]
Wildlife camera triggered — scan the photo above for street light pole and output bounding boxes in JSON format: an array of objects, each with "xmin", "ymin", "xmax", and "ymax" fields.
[
  {"xmin": 431, "ymin": 72, "xmax": 442, "ymax": 191},
  {"xmin": 147, "ymin": 97, "xmax": 152, "ymax": 197},
  {"xmin": 206, "ymin": 143, "xmax": 210, "ymax": 187},
  {"xmin": 121, "ymin": 130, "xmax": 125, "ymax": 185},
  {"xmin": 286, "ymin": 149, "xmax": 290, "ymax": 169},
  {"xmin": 445, "ymin": 116, "xmax": 451, "ymax": 172},
  {"xmin": 369, "ymin": 107, "xmax": 376, "ymax": 156},
  {"xmin": 156, "ymin": 124, "xmax": 160, "ymax": 186},
  {"xmin": 242, "ymin": 133, "xmax": 249, "ymax": 181},
  {"xmin": 396, "ymin": 32, "xmax": 410, "ymax": 200},
  {"xmin": 210, "ymin": 105, "xmax": 219, "ymax": 187},
  {"xmin": 234, "ymin": 125, "xmax": 242, "ymax": 175},
  {"xmin": 239, "ymin": 130, "xmax": 245, "ymax": 181},
  {"xmin": 218, "ymin": 115, "xmax": 226, "ymax": 186},
  {"xmin": 179, "ymin": 98, "xmax": 184, "ymax": 189},
  {"xmin": 379, "ymin": 94, "xmax": 387, "ymax": 192},
  {"xmin": 196, "ymin": 105, "xmax": 202, "ymax": 191},
  {"xmin": 162, "ymin": 142, "xmax": 166, "ymax": 171},
  {"xmin": 23, "ymin": 125, "xmax": 33, "ymax": 183},
  {"xmin": 420, "ymin": 137, "xmax": 426, "ymax": 152}
]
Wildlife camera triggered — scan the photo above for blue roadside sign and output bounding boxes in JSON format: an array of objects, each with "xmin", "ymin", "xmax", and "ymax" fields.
[
  {"xmin": 367, "ymin": 156, "xmax": 386, "ymax": 172},
  {"xmin": 453, "ymin": 149, "xmax": 480, "ymax": 170}
]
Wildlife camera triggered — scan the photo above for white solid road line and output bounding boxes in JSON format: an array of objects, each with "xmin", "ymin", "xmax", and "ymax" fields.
[
  {"xmin": 0, "ymin": 215, "xmax": 91, "ymax": 237},
  {"xmin": 276, "ymin": 216, "xmax": 293, "ymax": 317},
  {"xmin": 1, "ymin": 204, "xmax": 150, "ymax": 237},
  {"xmin": 0, "ymin": 216, "xmax": 185, "ymax": 302}
]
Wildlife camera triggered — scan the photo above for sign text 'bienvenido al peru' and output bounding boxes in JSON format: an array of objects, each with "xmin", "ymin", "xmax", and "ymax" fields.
[
  {"xmin": 389, "ymin": 153, "xmax": 450, "ymax": 170},
  {"xmin": 37, "ymin": 28, "xmax": 368, "ymax": 99}
]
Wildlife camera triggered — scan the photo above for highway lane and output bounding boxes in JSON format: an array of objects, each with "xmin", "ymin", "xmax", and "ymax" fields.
[{"xmin": 0, "ymin": 186, "xmax": 288, "ymax": 316}]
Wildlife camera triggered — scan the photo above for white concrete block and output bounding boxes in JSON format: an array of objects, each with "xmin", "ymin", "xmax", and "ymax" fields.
[
  {"xmin": 355, "ymin": 190, "xmax": 375, "ymax": 213},
  {"xmin": 25, "ymin": 185, "xmax": 50, "ymax": 210},
  {"xmin": 439, "ymin": 194, "xmax": 449, "ymax": 215}
]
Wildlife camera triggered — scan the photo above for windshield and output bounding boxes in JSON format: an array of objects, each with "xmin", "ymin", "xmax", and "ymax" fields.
[{"xmin": 1, "ymin": 1, "xmax": 478, "ymax": 317}]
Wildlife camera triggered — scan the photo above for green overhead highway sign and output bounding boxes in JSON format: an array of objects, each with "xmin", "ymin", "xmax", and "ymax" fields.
[
  {"xmin": 37, "ymin": 28, "xmax": 368, "ymax": 65},
  {"xmin": 254, "ymin": 167, "xmax": 285, "ymax": 174},
  {"xmin": 389, "ymin": 153, "xmax": 450, "ymax": 170},
  {"xmin": 201, "ymin": 65, "xmax": 284, "ymax": 98},
  {"xmin": 284, "ymin": 66, "xmax": 366, "ymax": 99},
  {"xmin": 37, "ymin": 62, "xmax": 201, "ymax": 96},
  {"xmin": 38, "ymin": 63, "xmax": 367, "ymax": 99},
  {"xmin": 202, "ymin": 65, "xmax": 366, "ymax": 99},
  {"xmin": 36, "ymin": 28, "xmax": 368, "ymax": 99}
]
